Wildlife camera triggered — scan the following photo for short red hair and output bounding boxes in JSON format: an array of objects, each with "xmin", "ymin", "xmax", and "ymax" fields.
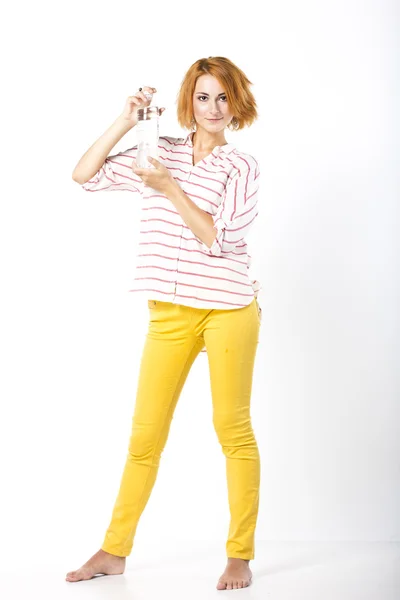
[{"xmin": 176, "ymin": 56, "xmax": 258, "ymax": 132}]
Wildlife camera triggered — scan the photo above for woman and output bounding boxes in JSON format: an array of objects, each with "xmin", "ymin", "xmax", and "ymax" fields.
[{"xmin": 67, "ymin": 56, "xmax": 262, "ymax": 591}]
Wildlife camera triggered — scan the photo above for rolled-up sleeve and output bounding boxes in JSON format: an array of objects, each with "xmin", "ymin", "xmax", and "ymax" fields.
[
  {"xmin": 80, "ymin": 145, "xmax": 143, "ymax": 194},
  {"xmin": 200, "ymin": 156, "xmax": 260, "ymax": 257}
]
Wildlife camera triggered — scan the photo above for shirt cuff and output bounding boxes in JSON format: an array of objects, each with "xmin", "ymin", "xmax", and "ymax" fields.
[{"xmin": 207, "ymin": 215, "xmax": 226, "ymax": 256}]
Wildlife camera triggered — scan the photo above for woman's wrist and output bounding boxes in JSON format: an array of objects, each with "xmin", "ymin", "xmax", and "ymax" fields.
[{"xmin": 116, "ymin": 114, "xmax": 137, "ymax": 131}]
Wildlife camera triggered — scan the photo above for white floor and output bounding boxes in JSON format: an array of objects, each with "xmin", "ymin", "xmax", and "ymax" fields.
[{"xmin": 3, "ymin": 541, "xmax": 399, "ymax": 599}]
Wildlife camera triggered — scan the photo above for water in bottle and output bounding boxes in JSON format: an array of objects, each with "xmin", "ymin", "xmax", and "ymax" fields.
[{"xmin": 136, "ymin": 105, "xmax": 161, "ymax": 168}]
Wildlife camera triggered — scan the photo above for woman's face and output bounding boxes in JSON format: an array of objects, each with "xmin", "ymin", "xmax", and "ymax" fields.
[{"xmin": 192, "ymin": 74, "xmax": 233, "ymax": 134}]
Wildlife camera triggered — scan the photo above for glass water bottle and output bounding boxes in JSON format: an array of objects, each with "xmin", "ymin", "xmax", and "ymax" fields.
[{"xmin": 136, "ymin": 106, "xmax": 161, "ymax": 168}]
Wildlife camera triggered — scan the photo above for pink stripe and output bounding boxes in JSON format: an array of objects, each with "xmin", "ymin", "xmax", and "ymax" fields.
[
  {"xmin": 131, "ymin": 277, "xmax": 253, "ymax": 298},
  {"xmin": 179, "ymin": 190, "xmax": 219, "ymax": 210},
  {"xmin": 233, "ymin": 210, "xmax": 258, "ymax": 233},
  {"xmin": 127, "ymin": 287, "xmax": 252, "ymax": 308},
  {"xmin": 188, "ymin": 170, "xmax": 230, "ymax": 185},
  {"xmin": 142, "ymin": 205, "xmax": 181, "ymax": 217},
  {"xmin": 117, "ymin": 140, "xmax": 192, "ymax": 159},
  {"xmin": 140, "ymin": 212, "xmax": 250, "ymax": 248},
  {"xmin": 224, "ymin": 204, "xmax": 258, "ymax": 234},
  {"xmin": 140, "ymin": 214, "xmax": 249, "ymax": 239},
  {"xmin": 206, "ymin": 155, "xmax": 232, "ymax": 169},
  {"xmin": 139, "ymin": 228, "xmax": 182, "ymax": 240},
  {"xmin": 139, "ymin": 230, "xmax": 249, "ymax": 256},
  {"xmin": 192, "ymin": 164, "xmax": 231, "ymax": 177},
  {"xmin": 138, "ymin": 241, "xmax": 248, "ymax": 264},
  {"xmin": 143, "ymin": 193, "xmax": 174, "ymax": 201},
  {"xmin": 159, "ymin": 147, "xmax": 192, "ymax": 158},
  {"xmin": 158, "ymin": 164, "xmax": 190, "ymax": 176},
  {"xmin": 84, "ymin": 167, "xmax": 141, "ymax": 193},
  {"xmin": 135, "ymin": 264, "xmax": 250, "ymax": 288},
  {"xmin": 174, "ymin": 293, "xmax": 251, "ymax": 307},
  {"xmin": 137, "ymin": 253, "xmax": 250, "ymax": 279},
  {"xmin": 160, "ymin": 137, "xmax": 186, "ymax": 147},
  {"xmin": 159, "ymin": 155, "xmax": 190, "ymax": 166},
  {"xmin": 141, "ymin": 216, "xmax": 187, "ymax": 228},
  {"xmin": 105, "ymin": 160, "xmax": 142, "ymax": 184},
  {"xmin": 102, "ymin": 164, "xmax": 129, "ymax": 182},
  {"xmin": 83, "ymin": 183, "xmax": 136, "ymax": 192},
  {"xmin": 184, "ymin": 179, "xmax": 223, "ymax": 198},
  {"xmin": 102, "ymin": 165, "xmax": 142, "ymax": 184}
]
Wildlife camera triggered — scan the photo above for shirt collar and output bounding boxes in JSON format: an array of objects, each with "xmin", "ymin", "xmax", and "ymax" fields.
[{"xmin": 184, "ymin": 131, "xmax": 235, "ymax": 156}]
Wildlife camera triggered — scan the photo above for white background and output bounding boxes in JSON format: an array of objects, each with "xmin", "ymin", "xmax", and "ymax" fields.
[{"xmin": 0, "ymin": 0, "xmax": 398, "ymax": 571}]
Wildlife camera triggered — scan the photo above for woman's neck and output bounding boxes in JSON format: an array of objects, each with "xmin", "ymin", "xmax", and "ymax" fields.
[{"xmin": 192, "ymin": 130, "xmax": 227, "ymax": 152}]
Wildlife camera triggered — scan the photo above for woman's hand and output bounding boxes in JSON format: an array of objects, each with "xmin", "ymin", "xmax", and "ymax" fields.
[
  {"xmin": 120, "ymin": 87, "xmax": 166, "ymax": 125},
  {"xmin": 132, "ymin": 157, "xmax": 175, "ymax": 194}
]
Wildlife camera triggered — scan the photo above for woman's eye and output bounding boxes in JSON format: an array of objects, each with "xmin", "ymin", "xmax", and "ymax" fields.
[{"xmin": 198, "ymin": 95, "xmax": 226, "ymax": 101}]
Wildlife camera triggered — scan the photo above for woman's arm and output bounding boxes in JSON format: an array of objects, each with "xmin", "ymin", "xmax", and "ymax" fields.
[
  {"xmin": 164, "ymin": 156, "xmax": 260, "ymax": 256},
  {"xmin": 72, "ymin": 115, "xmax": 135, "ymax": 185}
]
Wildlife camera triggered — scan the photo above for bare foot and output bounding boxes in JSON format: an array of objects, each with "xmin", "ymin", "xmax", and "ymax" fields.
[
  {"xmin": 216, "ymin": 557, "xmax": 253, "ymax": 590},
  {"xmin": 65, "ymin": 548, "xmax": 126, "ymax": 582}
]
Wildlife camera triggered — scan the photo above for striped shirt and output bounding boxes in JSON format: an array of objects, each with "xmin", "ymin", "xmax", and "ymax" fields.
[{"xmin": 81, "ymin": 131, "xmax": 262, "ymax": 311}]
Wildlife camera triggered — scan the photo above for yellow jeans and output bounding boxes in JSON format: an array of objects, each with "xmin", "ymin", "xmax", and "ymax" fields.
[{"xmin": 101, "ymin": 296, "xmax": 262, "ymax": 560}]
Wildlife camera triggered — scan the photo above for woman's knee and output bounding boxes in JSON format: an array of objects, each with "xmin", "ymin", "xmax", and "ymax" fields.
[{"xmin": 212, "ymin": 412, "xmax": 256, "ymax": 444}]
